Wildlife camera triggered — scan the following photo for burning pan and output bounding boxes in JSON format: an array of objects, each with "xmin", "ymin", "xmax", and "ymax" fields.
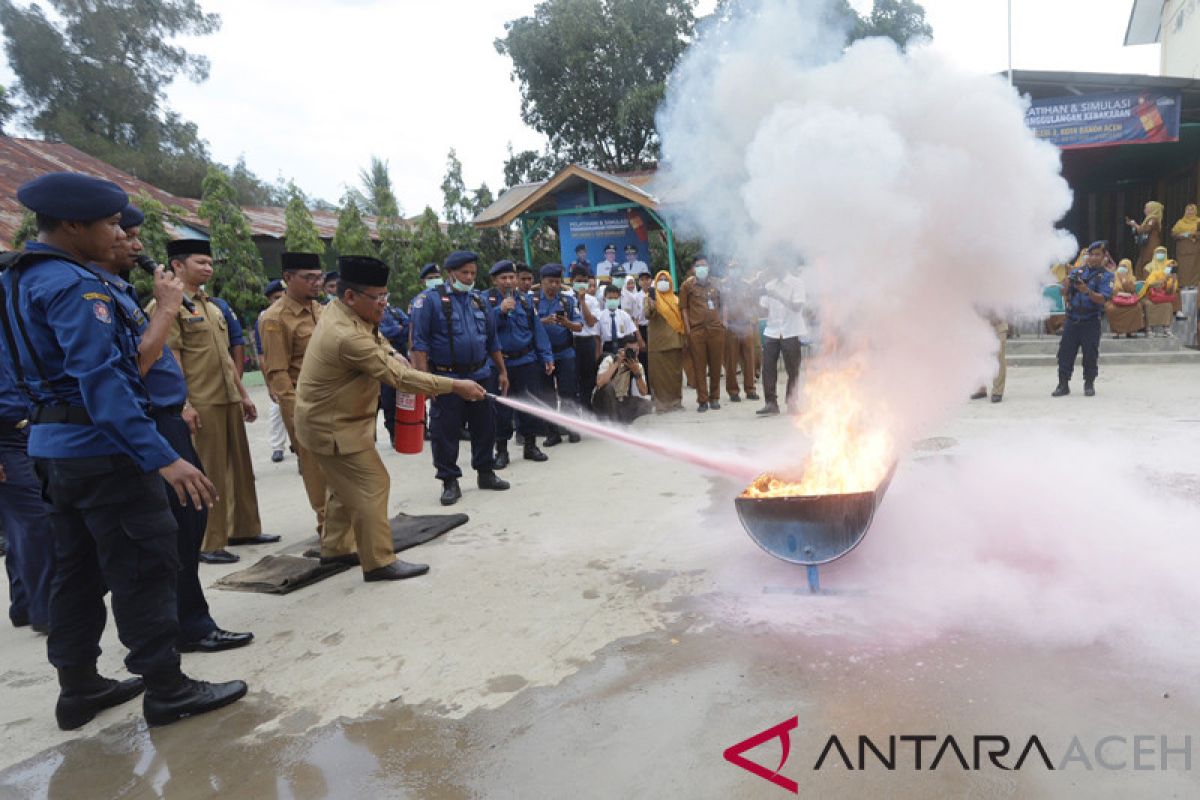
[{"xmin": 734, "ymin": 464, "xmax": 897, "ymax": 590}]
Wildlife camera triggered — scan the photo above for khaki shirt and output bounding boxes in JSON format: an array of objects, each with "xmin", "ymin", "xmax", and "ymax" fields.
[
  {"xmin": 678, "ymin": 277, "xmax": 725, "ymax": 330},
  {"xmin": 148, "ymin": 290, "xmax": 241, "ymax": 406},
  {"xmin": 258, "ymin": 294, "xmax": 322, "ymax": 403},
  {"xmin": 295, "ymin": 299, "xmax": 454, "ymax": 456}
]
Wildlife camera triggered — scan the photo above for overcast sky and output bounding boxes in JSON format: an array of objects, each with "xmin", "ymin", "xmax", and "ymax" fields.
[{"xmin": 1, "ymin": 0, "xmax": 1161, "ymax": 215}]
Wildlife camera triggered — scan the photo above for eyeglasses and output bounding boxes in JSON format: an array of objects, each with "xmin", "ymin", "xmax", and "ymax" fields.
[
  {"xmin": 356, "ymin": 289, "xmax": 390, "ymax": 304},
  {"xmin": 295, "ymin": 273, "xmax": 324, "ymax": 283}
]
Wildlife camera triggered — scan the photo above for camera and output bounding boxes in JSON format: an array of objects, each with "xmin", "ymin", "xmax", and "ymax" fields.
[{"xmin": 623, "ymin": 347, "xmax": 636, "ymax": 361}]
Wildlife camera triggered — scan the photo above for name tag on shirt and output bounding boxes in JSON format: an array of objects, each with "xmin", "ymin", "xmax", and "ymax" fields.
[{"xmin": 707, "ymin": 299, "xmax": 715, "ymax": 310}]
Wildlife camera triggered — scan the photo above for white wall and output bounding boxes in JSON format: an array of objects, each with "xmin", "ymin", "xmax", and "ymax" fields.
[{"xmin": 1161, "ymin": 0, "xmax": 1200, "ymax": 77}]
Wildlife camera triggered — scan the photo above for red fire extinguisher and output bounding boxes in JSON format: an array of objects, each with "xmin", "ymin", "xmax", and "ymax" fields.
[{"xmin": 394, "ymin": 391, "xmax": 425, "ymax": 454}]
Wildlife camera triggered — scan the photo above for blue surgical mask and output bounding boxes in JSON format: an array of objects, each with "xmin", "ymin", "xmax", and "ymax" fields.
[
  {"xmin": 573, "ymin": 281, "xmax": 589, "ymax": 292},
  {"xmin": 1117, "ymin": 267, "xmax": 1129, "ymax": 275},
  {"xmin": 1155, "ymin": 252, "xmax": 1167, "ymax": 261},
  {"xmin": 694, "ymin": 266, "xmax": 710, "ymax": 281},
  {"xmin": 605, "ymin": 298, "xmax": 620, "ymax": 311},
  {"xmin": 425, "ymin": 277, "xmax": 443, "ymax": 289},
  {"xmin": 452, "ymin": 279, "xmax": 473, "ymax": 293}
]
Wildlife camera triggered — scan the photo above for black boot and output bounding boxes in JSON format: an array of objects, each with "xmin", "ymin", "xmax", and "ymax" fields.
[
  {"xmin": 477, "ymin": 470, "xmax": 510, "ymax": 491},
  {"xmin": 440, "ymin": 479, "xmax": 462, "ymax": 506},
  {"xmin": 1051, "ymin": 381, "xmax": 1070, "ymax": 397},
  {"xmin": 1084, "ymin": 380, "xmax": 1095, "ymax": 397},
  {"xmin": 543, "ymin": 431, "xmax": 563, "ymax": 447},
  {"xmin": 494, "ymin": 441, "xmax": 510, "ymax": 470},
  {"xmin": 143, "ymin": 671, "xmax": 248, "ymax": 728},
  {"xmin": 523, "ymin": 440, "xmax": 548, "ymax": 462},
  {"xmin": 55, "ymin": 666, "xmax": 145, "ymax": 731}
]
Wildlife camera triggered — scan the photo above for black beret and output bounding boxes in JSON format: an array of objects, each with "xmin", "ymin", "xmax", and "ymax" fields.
[
  {"xmin": 119, "ymin": 204, "xmax": 145, "ymax": 230},
  {"xmin": 604, "ymin": 244, "xmax": 616, "ymax": 252},
  {"xmin": 570, "ymin": 264, "xmax": 590, "ymax": 279},
  {"xmin": 17, "ymin": 172, "xmax": 128, "ymax": 221},
  {"xmin": 574, "ymin": 244, "xmax": 587, "ymax": 252},
  {"xmin": 419, "ymin": 262, "xmax": 440, "ymax": 279},
  {"xmin": 444, "ymin": 250, "xmax": 479, "ymax": 271},
  {"xmin": 337, "ymin": 256, "xmax": 389, "ymax": 286},
  {"xmin": 166, "ymin": 239, "xmax": 212, "ymax": 259},
  {"xmin": 515, "ymin": 262, "xmax": 533, "ymax": 274},
  {"xmin": 281, "ymin": 251, "xmax": 322, "ymax": 271},
  {"xmin": 489, "ymin": 259, "xmax": 515, "ymax": 277},
  {"xmin": 263, "ymin": 279, "xmax": 284, "ymax": 296},
  {"xmin": 540, "ymin": 263, "xmax": 564, "ymax": 279}
]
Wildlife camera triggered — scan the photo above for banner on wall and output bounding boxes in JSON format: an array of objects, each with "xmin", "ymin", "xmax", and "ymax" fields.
[
  {"xmin": 1024, "ymin": 90, "xmax": 1182, "ymax": 150},
  {"xmin": 554, "ymin": 185, "xmax": 652, "ymax": 275}
]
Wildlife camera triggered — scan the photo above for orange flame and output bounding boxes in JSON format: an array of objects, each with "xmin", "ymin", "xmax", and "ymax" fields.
[{"xmin": 742, "ymin": 363, "xmax": 894, "ymax": 498}]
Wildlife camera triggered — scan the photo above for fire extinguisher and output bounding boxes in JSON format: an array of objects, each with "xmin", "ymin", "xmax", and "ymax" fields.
[{"xmin": 393, "ymin": 391, "xmax": 425, "ymax": 454}]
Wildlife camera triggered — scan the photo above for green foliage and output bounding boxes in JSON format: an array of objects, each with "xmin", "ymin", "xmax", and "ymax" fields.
[
  {"xmin": 0, "ymin": 84, "xmax": 14, "ymax": 133},
  {"xmin": 197, "ymin": 166, "xmax": 266, "ymax": 321},
  {"xmin": 496, "ymin": 0, "xmax": 696, "ymax": 172},
  {"xmin": 222, "ymin": 155, "xmax": 287, "ymax": 207},
  {"xmin": 128, "ymin": 191, "xmax": 189, "ymax": 297},
  {"xmin": 501, "ymin": 144, "xmax": 565, "ymax": 189},
  {"xmin": 284, "ymin": 184, "xmax": 326, "ymax": 255},
  {"xmin": 331, "ymin": 196, "xmax": 376, "ymax": 258},
  {"xmin": 393, "ymin": 207, "xmax": 450, "ymax": 304},
  {"xmin": 852, "ymin": 0, "xmax": 932, "ymax": 48},
  {"xmin": 11, "ymin": 210, "xmax": 36, "ymax": 250},
  {"xmin": 0, "ymin": 0, "xmax": 221, "ymax": 198},
  {"xmin": 349, "ymin": 156, "xmax": 403, "ymax": 218},
  {"xmin": 441, "ymin": 148, "xmax": 479, "ymax": 249}
]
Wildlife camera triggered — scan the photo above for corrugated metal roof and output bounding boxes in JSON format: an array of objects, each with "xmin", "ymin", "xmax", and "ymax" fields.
[{"xmin": 473, "ymin": 164, "xmax": 661, "ymax": 229}]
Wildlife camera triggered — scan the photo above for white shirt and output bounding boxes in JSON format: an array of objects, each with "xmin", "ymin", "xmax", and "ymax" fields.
[
  {"xmin": 622, "ymin": 288, "xmax": 646, "ymax": 324},
  {"xmin": 575, "ymin": 291, "xmax": 603, "ymax": 337},
  {"xmin": 598, "ymin": 307, "xmax": 637, "ymax": 346},
  {"xmin": 596, "ymin": 259, "xmax": 617, "ymax": 278},
  {"xmin": 596, "ymin": 354, "xmax": 648, "ymax": 398},
  {"xmin": 622, "ymin": 259, "xmax": 650, "ymax": 276},
  {"xmin": 761, "ymin": 275, "xmax": 808, "ymax": 339}
]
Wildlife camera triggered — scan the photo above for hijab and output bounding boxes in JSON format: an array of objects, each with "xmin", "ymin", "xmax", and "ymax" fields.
[
  {"xmin": 1139, "ymin": 247, "xmax": 1170, "ymax": 299},
  {"xmin": 1172, "ymin": 204, "xmax": 1199, "ymax": 236},
  {"xmin": 651, "ymin": 269, "xmax": 685, "ymax": 335},
  {"xmin": 1143, "ymin": 201, "xmax": 1165, "ymax": 226}
]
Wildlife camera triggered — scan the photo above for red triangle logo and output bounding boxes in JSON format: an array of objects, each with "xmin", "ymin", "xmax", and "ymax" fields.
[{"xmin": 723, "ymin": 716, "xmax": 800, "ymax": 794}]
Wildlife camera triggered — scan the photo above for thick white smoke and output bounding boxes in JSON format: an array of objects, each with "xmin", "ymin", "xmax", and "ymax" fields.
[{"xmin": 656, "ymin": 0, "xmax": 1077, "ymax": 452}]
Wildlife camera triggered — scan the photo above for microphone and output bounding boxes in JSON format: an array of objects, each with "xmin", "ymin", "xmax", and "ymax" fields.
[{"xmin": 136, "ymin": 255, "xmax": 195, "ymax": 312}]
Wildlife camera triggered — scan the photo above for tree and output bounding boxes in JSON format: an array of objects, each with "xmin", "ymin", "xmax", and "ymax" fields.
[
  {"xmin": 197, "ymin": 166, "xmax": 266, "ymax": 321},
  {"xmin": 851, "ymin": 0, "xmax": 932, "ymax": 48},
  {"xmin": 0, "ymin": 84, "xmax": 14, "ymax": 133},
  {"xmin": 223, "ymin": 155, "xmax": 285, "ymax": 207},
  {"xmin": 441, "ymin": 148, "xmax": 479, "ymax": 249},
  {"xmin": 284, "ymin": 184, "xmax": 326, "ymax": 255},
  {"xmin": 501, "ymin": 143, "xmax": 565, "ymax": 189},
  {"xmin": 496, "ymin": 0, "xmax": 695, "ymax": 172},
  {"xmin": 11, "ymin": 210, "xmax": 36, "ymax": 249},
  {"xmin": 0, "ymin": 0, "xmax": 220, "ymax": 197},
  {"xmin": 127, "ymin": 191, "xmax": 188, "ymax": 297},
  {"xmin": 348, "ymin": 156, "xmax": 403, "ymax": 218},
  {"xmin": 332, "ymin": 196, "xmax": 376, "ymax": 258},
  {"xmin": 394, "ymin": 206, "xmax": 450, "ymax": 303}
]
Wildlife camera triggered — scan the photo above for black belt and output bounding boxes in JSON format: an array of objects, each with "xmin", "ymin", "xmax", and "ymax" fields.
[
  {"xmin": 0, "ymin": 418, "xmax": 28, "ymax": 433},
  {"xmin": 503, "ymin": 345, "xmax": 533, "ymax": 360},
  {"xmin": 149, "ymin": 404, "xmax": 185, "ymax": 417},
  {"xmin": 30, "ymin": 404, "xmax": 92, "ymax": 425},
  {"xmin": 432, "ymin": 360, "xmax": 486, "ymax": 375}
]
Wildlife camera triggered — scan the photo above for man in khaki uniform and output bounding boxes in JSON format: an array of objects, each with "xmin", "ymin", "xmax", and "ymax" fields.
[
  {"xmin": 678, "ymin": 255, "xmax": 726, "ymax": 412},
  {"xmin": 295, "ymin": 256, "xmax": 486, "ymax": 582},
  {"xmin": 258, "ymin": 251, "xmax": 327, "ymax": 535},
  {"xmin": 154, "ymin": 239, "xmax": 274, "ymax": 564}
]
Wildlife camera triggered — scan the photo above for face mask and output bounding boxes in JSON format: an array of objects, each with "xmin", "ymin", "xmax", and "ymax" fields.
[
  {"xmin": 452, "ymin": 279, "xmax": 473, "ymax": 293},
  {"xmin": 605, "ymin": 298, "xmax": 620, "ymax": 311},
  {"xmin": 425, "ymin": 277, "xmax": 444, "ymax": 289},
  {"xmin": 1165, "ymin": 267, "xmax": 1173, "ymax": 275},
  {"xmin": 656, "ymin": 280, "xmax": 670, "ymax": 293},
  {"xmin": 573, "ymin": 281, "xmax": 588, "ymax": 292},
  {"xmin": 1117, "ymin": 267, "xmax": 1128, "ymax": 274},
  {"xmin": 1155, "ymin": 252, "xmax": 1166, "ymax": 261},
  {"xmin": 694, "ymin": 266, "xmax": 709, "ymax": 281}
]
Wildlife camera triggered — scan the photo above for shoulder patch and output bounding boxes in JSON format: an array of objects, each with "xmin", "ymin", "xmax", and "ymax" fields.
[
  {"xmin": 92, "ymin": 301, "xmax": 112, "ymax": 324},
  {"xmin": 413, "ymin": 295, "xmax": 425, "ymax": 309},
  {"xmin": 83, "ymin": 291, "xmax": 112, "ymax": 302}
]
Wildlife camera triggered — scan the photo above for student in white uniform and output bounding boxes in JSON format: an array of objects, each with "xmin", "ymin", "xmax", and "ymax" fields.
[
  {"xmin": 622, "ymin": 244, "xmax": 650, "ymax": 277},
  {"xmin": 757, "ymin": 270, "xmax": 808, "ymax": 416}
]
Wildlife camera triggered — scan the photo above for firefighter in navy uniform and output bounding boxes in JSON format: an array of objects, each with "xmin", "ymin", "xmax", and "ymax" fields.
[
  {"xmin": 0, "ymin": 172, "xmax": 245, "ymax": 730},
  {"xmin": 1053, "ymin": 241, "xmax": 1115, "ymax": 398},
  {"xmin": 411, "ymin": 250, "xmax": 510, "ymax": 506},
  {"xmin": 534, "ymin": 264, "xmax": 583, "ymax": 445},
  {"xmin": 485, "ymin": 259, "xmax": 552, "ymax": 467}
]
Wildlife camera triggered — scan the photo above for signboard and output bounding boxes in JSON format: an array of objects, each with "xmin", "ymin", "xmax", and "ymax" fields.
[
  {"xmin": 555, "ymin": 186, "xmax": 652, "ymax": 274},
  {"xmin": 1024, "ymin": 90, "xmax": 1182, "ymax": 150}
]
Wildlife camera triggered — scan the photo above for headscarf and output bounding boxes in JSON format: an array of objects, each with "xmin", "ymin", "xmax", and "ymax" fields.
[
  {"xmin": 1139, "ymin": 246, "xmax": 1169, "ymax": 299},
  {"xmin": 1172, "ymin": 204, "xmax": 1199, "ymax": 236},
  {"xmin": 652, "ymin": 269, "xmax": 685, "ymax": 335},
  {"xmin": 1114, "ymin": 259, "xmax": 1136, "ymax": 293},
  {"xmin": 1144, "ymin": 201, "xmax": 1165, "ymax": 224}
]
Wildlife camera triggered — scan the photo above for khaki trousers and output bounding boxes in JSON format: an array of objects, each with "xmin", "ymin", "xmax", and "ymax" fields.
[
  {"xmin": 688, "ymin": 326, "xmax": 725, "ymax": 404},
  {"xmin": 314, "ymin": 448, "xmax": 396, "ymax": 573},
  {"xmin": 194, "ymin": 402, "xmax": 262, "ymax": 551},
  {"xmin": 724, "ymin": 329, "xmax": 758, "ymax": 396},
  {"xmin": 279, "ymin": 397, "xmax": 327, "ymax": 537},
  {"xmin": 977, "ymin": 327, "xmax": 1008, "ymax": 398}
]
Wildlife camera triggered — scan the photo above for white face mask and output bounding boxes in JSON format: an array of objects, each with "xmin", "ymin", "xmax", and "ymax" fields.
[
  {"xmin": 1117, "ymin": 267, "xmax": 1129, "ymax": 274},
  {"xmin": 694, "ymin": 266, "xmax": 709, "ymax": 281},
  {"xmin": 656, "ymin": 280, "xmax": 670, "ymax": 293},
  {"xmin": 605, "ymin": 298, "xmax": 620, "ymax": 311},
  {"xmin": 1155, "ymin": 252, "xmax": 1167, "ymax": 261}
]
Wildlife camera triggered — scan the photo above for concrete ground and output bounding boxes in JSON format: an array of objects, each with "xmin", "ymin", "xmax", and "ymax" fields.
[{"xmin": 2, "ymin": 363, "xmax": 1200, "ymax": 799}]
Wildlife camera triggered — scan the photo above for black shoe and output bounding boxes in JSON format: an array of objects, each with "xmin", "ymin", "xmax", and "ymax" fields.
[
  {"xmin": 543, "ymin": 432, "xmax": 562, "ymax": 447},
  {"xmin": 364, "ymin": 560, "xmax": 429, "ymax": 581},
  {"xmin": 729, "ymin": 393, "xmax": 741, "ymax": 403},
  {"xmin": 524, "ymin": 441, "xmax": 548, "ymax": 462},
  {"xmin": 567, "ymin": 432, "xmax": 581, "ymax": 443},
  {"xmin": 477, "ymin": 471, "xmax": 511, "ymax": 491},
  {"xmin": 709, "ymin": 401, "xmax": 721, "ymax": 410},
  {"xmin": 458, "ymin": 427, "xmax": 470, "ymax": 441},
  {"xmin": 697, "ymin": 402, "xmax": 709, "ymax": 413},
  {"xmin": 319, "ymin": 553, "xmax": 361, "ymax": 566},
  {"xmin": 143, "ymin": 677, "xmax": 248, "ymax": 727},
  {"xmin": 271, "ymin": 449, "xmax": 284, "ymax": 463},
  {"xmin": 746, "ymin": 392, "xmax": 760, "ymax": 401},
  {"xmin": 1051, "ymin": 382, "xmax": 1070, "ymax": 397},
  {"xmin": 494, "ymin": 443, "xmax": 510, "ymax": 470},
  {"xmin": 56, "ymin": 675, "xmax": 145, "ymax": 731},
  {"xmin": 970, "ymin": 390, "xmax": 987, "ymax": 400},
  {"xmin": 991, "ymin": 394, "xmax": 1003, "ymax": 403},
  {"xmin": 179, "ymin": 629, "xmax": 254, "ymax": 653},
  {"xmin": 227, "ymin": 534, "xmax": 281, "ymax": 546},
  {"xmin": 756, "ymin": 402, "xmax": 780, "ymax": 416},
  {"xmin": 440, "ymin": 480, "xmax": 462, "ymax": 506},
  {"xmin": 1084, "ymin": 381, "xmax": 1095, "ymax": 397},
  {"xmin": 199, "ymin": 549, "xmax": 240, "ymax": 564},
  {"xmin": 32, "ymin": 623, "xmax": 49, "ymax": 635},
  {"xmin": 514, "ymin": 433, "xmax": 525, "ymax": 446}
]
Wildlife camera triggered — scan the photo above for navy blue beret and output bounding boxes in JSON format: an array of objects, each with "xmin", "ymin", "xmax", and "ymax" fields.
[
  {"xmin": 17, "ymin": 172, "xmax": 128, "ymax": 221},
  {"xmin": 419, "ymin": 262, "xmax": 440, "ymax": 279},
  {"xmin": 1087, "ymin": 240, "xmax": 1107, "ymax": 252},
  {"xmin": 119, "ymin": 204, "xmax": 144, "ymax": 230},
  {"xmin": 263, "ymin": 279, "xmax": 284, "ymax": 296},
  {"xmin": 444, "ymin": 250, "xmax": 479, "ymax": 271},
  {"xmin": 166, "ymin": 239, "xmax": 211, "ymax": 259},
  {"xmin": 281, "ymin": 251, "xmax": 322, "ymax": 271},
  {"xmin": 540, "ymin": 263, "xmax": 564, "ymax": 279},
  {"xmin": 489, "ymin": 259, "xmax": 515, "ymax": 277}
]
